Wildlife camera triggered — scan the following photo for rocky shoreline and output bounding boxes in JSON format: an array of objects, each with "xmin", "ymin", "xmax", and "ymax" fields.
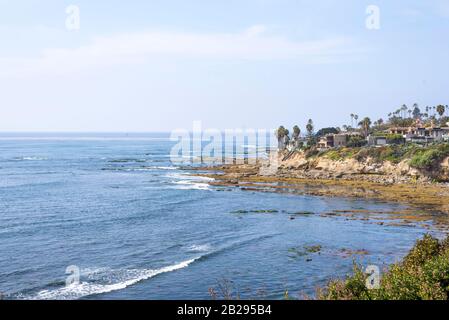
[{"xmin": 186, "ymin": 151, "xmax": 449, "ymax": 214}]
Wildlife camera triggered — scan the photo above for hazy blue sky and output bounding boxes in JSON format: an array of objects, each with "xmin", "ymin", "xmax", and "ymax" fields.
[{"xmin": 1, "ymin": 0, "xmax": 449, "ymax": 132}]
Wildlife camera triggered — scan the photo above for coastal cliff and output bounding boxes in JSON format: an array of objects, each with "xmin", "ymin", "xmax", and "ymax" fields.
[
  {"xmin": 191, "ymin": 145, "xmax": 449, "ymax": 213},
  {"xmin": 264, "ymin": 149, "xmax": 449, "ymax": 184}
]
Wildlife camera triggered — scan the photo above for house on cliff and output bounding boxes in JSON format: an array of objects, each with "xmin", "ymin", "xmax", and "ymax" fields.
[
  {"xmin": 317, "ymin": 132, "xmax": 362, "ymax": 150},
  {"xmin": 389, "ymin": 126, "xmax": 449, "ymax": 143}
]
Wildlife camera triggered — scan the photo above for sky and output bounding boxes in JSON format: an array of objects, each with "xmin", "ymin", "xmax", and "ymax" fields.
[{"xmin": 1, "ymin": 0, "xmax": 449, "ymax": 132}]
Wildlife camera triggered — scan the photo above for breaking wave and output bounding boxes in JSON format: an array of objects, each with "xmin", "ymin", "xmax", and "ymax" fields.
[
  {"xmin": 11, "ymin": 156, "xmax": 47, "ymax": 161},
  {"xmin": 20, "ymin": 258, "xmax": 198, "ymax": 300}
]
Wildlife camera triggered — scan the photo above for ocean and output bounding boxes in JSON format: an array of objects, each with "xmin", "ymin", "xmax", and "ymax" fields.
[{"xmin": 0, "ymin": 132, "xmax": 435, "ymax": 300}]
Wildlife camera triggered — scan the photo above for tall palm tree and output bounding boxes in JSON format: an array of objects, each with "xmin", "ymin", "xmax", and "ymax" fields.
[
  {"xmin": 350, "ymin": 114, "xmax": 354, "ymax": 128},
  {"xmin": 292, "ymin": 125, "xmax": 301, "ymax": 139},
  {"xmin": 401, "ymin": 104, "xmax": 408, "ymax": 118},
  {"xmin": 358, "ymin": 117, "xmax": 372, "ymax": 137},
  {"xmin": 437, "ymin": 105, "xmax": 446, "ymax": 118},
  {"xmin": 306, "ymin": 119, "xmax": 314, "ymax": 136},
  {"xmin": 412, "ymin": 104, "xmax": 421, "ymax": 119},
  {"xmin": 306, "ymin": 119, "xmax": 314, "ymax": 143},
  {"xmin": 276, "ymin": 126, "xmax": 287, "ymax": 149}
]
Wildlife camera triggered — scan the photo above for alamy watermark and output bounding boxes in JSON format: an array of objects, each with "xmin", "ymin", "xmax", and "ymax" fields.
[
  {"xmin": 65, "ymin": 5, "xmax": 80, "ymax": 31},
  {"xmin": 366, "ymin": 5, "xmax": 381, "ymax": 30},
  {"xmin": 365, "ymin": 265, "xmax": 381, "ymax": 289},
  {"xmin": 65, "ymin": 265, "xmax": 80, "ymax": 286},
  {"xmin": 169, "ymin": 121, "xmax": 280, "ymax": 170}
]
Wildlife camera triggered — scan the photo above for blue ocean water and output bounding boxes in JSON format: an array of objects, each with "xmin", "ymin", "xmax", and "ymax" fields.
[{"xmin": 0, "ymin": 133, "xmax": 434, "ymax": 300}]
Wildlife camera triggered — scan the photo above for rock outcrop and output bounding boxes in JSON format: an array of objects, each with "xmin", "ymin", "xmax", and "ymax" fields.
[{"xmin": 260, "ymin": 151, "xmax": 449, "ymax": 184}]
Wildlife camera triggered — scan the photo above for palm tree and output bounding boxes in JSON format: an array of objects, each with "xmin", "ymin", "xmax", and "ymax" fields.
[
  {"xmin": 412, "ymin": 104, "xmax": 421, "ymax": 119},
  {"xmin": 436, "ymin": 104, "xmax": 446, "ymax": 118},
  {"xmin": 306, "ymin": 119, "xmax": 314, "ymax": 145},
  {"xmin": 292, "ymin": 125, "xmax": 301, "ymax": 140},
  {"xmin": 358, "ymin": 117, "xmax": 372, "ymax": 137},
  {"xmin": 401, "ymin": 104, "xmax": 408, "ymax": 118},
  {"xmin": 350, "ymin": 114, "xmax": 354, "ymax": 128},
  {"xmin": 276, "ymin": 126, "xmax": 287, "ymax": 149},
  {"xmin": 306, "ymin": 119, "xmax": 314, "ymax": 137},
  {"xmin": 354, "ymin": 115, "xmax": 359, "ymax": 128}
]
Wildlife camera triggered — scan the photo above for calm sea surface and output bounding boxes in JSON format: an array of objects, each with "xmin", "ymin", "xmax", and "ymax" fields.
[{"xmin": 0, "ymin": 133, "xmax": 438, "ymax": 299}]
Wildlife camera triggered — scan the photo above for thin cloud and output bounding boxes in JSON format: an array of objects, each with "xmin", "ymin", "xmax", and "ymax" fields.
[
  {"xmin": 0, "ymin": 26, "xmax": 360, "ymax": 77},
  {"xmin": 436, "ymin": 0, "xmax": 449, "ymax": 18}
]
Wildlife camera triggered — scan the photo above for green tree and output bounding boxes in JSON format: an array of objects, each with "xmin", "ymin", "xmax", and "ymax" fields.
[
  {"xmin": 292, "ymin": 125, "xmax": 301, "ymax": 139},
  {"xmin": 275, "ymin": 126, "xmax": 287, "ymax": 149},
  {"xmin": 306, "ymin": 119, "xmax": 314, "ymax": 137},
  {"xmin": 315, "ymin": 127, "xmax": 339, "ymax": 137},
  {"xmin": 275, "ymin": 126, "xmax": 286, "ymax": 140},
  {"xmin": 358, "ymin": 117, "xmax": 372, "ymax": 137},
  {"xmin": 401, "ymin": 104, "xmax": 408, "ymax": 118},
  {"xmin": 437, "ymin": 104, "xmax": 446, "ymax": 118},
  {"xmin": 412, "ymin": 104, "xmax": 421, "ymax": 119}
]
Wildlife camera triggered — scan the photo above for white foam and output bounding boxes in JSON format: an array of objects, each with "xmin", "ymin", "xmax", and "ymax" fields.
[
  {"xmin": 166, "ymin": 173, "xmax": 214, "ymax": 181},
  {"xmin": 108, "ymin": 166, "xmax": 178, "ymax": 172},
  {"xmin": 12, "ymin": 156, "xmax": 47, "ymax": 161},
  {"xmin": 165, "ymin": 173, "xmax": 214, "ymax": 190},
  {"xmin": 187, "ymin": 244, "xmax": 212, "ymax": 252},
  {"xmin": 22, "ymin": 258, "xmax": 197, "ymax": 300},
  {"xmin": 172, "ymin": 181, "xmax": 210, "ymax": 190}
]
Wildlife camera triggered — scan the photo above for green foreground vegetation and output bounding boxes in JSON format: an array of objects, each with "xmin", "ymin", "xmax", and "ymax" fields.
[{"xmin": 317, "ymin": 234, "xmax": 449, "ymax": 300}]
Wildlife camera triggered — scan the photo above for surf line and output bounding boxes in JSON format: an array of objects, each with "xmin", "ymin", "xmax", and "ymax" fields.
[{"xmin": 178, "ymin": 304, "xmax": 212, "ymax": 318}]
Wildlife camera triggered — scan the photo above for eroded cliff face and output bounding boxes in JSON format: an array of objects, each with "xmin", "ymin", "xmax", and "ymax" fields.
[
  {"xmin": 261, "ymin": 151, "xmax": 449, "ymax": 183},
  {"xmin": 437, "ymin": 156, "xmax": 449, "ymax": 181}
]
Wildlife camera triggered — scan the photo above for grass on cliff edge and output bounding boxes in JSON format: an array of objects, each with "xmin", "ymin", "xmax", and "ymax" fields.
[
  {"xmin": 315, "ymin": 143, "xmax": 449, "ymax": 170},
  {"xmin": 317, "ymin": 234, "xmax": 449, "ymax": 300}
]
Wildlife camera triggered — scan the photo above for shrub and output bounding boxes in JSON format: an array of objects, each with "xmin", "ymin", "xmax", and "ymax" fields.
[
  {"xmin": 354, "ymin": 145, "xmax": 402, "ymax": 163},
  {"xmin": 315, "ymin": 127, "xmax": 340, "ymax": 137},
  {"xmin": 323, "ymin": 148, "xmax": 359, "ymax": 161},
  {"xmin": 347, "ymin": 136, "xmax": 367, "ymax": 148},
  {"xmin": 409, "ymin": 144, "xmax": 449, "ymax": 170},
  {"xmin": 386, "ymin": 134, "xmax": 405, "ymax": 145},
  {"xmin": 317, "ymin": 234, "xmax": 449, "ymax": 300}
]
